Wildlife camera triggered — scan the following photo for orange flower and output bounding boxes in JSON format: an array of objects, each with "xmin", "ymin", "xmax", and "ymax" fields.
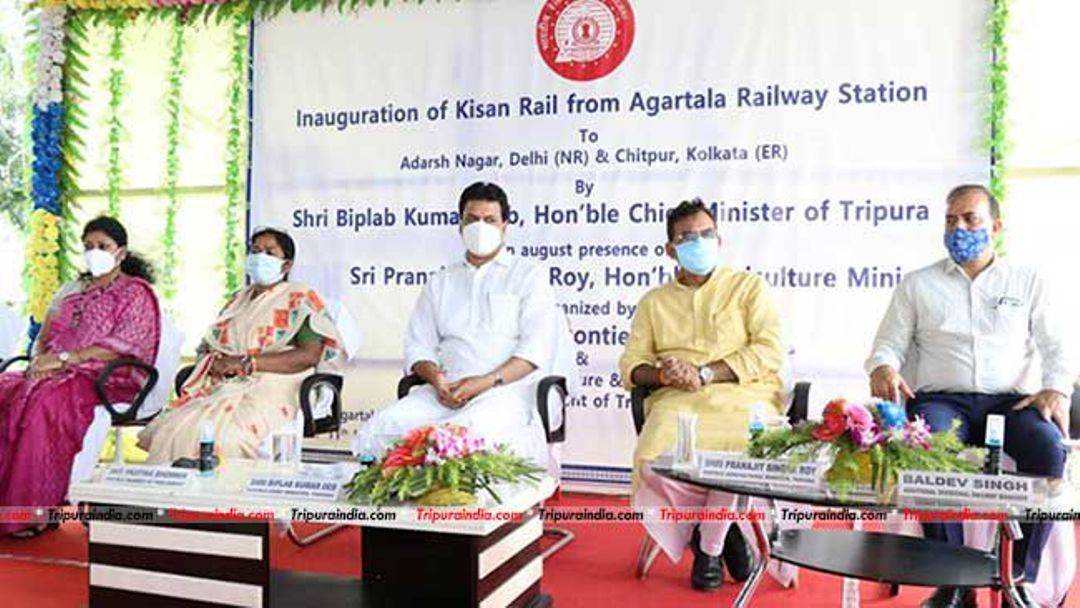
[{"xmin": 812, "ymin": 399, "xmax": 848, "ymax": 441}]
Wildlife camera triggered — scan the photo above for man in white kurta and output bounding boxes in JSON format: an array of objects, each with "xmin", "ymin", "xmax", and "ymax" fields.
[{"xmin": 353, "ymin": 183, "xmax": 560, "ymax": 466}]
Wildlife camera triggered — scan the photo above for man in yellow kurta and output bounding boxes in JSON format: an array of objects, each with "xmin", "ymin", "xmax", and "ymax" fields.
[{"xmin": 619, "ymin": 198, "xmax": 785, "ymax": 591}]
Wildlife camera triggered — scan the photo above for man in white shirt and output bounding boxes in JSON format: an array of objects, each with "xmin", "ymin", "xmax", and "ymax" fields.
[
  {"xmin": 866, "ymin": 184, "xmax": 1073, "ymax": 608},
  {"xmin": 353, "ymin": 182, "xmax": 561, "ymax": 466}
]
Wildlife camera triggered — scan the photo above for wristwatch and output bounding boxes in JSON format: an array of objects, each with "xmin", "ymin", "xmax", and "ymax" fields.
[
  {"xmin": 698, "ymin": 365, "xmax": 715, "ymax": 386},
  {"xmin": 492, "ymin": 371, "xmax": 505, "ymax": 387},
  {"xmin": 58, "ymin": 352, "xmax": 71, "ymax": 367}
]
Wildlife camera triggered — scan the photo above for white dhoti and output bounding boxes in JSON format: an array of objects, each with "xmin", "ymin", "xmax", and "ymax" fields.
[
  {"xmin": 352, "ymin": 377, "xmax": 548, "ymax": 467},
  {"xmin": 634, "ymin": 464, "xmax": 741, "ymax": 560}
]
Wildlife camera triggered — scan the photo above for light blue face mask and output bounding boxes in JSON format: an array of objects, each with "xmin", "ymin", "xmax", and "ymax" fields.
[
  {"xmin": 674, "ymin": 237, "xmax": 720, "ymax": 276},
  {"xmin": 943, "ymin": 227, "xmax": 990, "ymax": 264},
  {"xmin": 246, "ymin": 252, "xmax": 285, "ymax": 286}
]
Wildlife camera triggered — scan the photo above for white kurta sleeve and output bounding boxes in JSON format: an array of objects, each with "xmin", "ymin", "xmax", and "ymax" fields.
[
  {"xmin": 1030, "ymin": 272, "xmax": 1076, "ymax": 397},
  {"xmin": 512, "ymin": 266, "xmax": 559, "ymax": 369},
  {"xmin": 403, "ymin": 279, "xmax": 441, "ymax": 375},
  {"xmin": 865, "ymin": 275, "xmax": 917, "ymax": 375}
]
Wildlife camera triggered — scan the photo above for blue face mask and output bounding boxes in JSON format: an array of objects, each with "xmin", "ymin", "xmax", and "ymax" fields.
[
  {"xmin": 246, "ymin": 252, "xmax": 285, "ymax": 286},
  {"xmin": 943, "ymin": 227, "xmax": 990, "ymax": 264},
  {"xmin": 674, "ymin": 237, "xmax": 720, "ymax": 276}
]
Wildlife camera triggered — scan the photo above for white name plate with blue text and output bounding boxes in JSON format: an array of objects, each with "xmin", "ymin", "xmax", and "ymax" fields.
[
  {"xmin": 245, "ymin": 472, "xmax": 346, "ymax": 501},
  {"xmin": 697, "ymin": 452, "xmax": 823, "ymax": 489},
  {"xmin": 102, "ymin": 465, "xmax": 194, "ymax": 488},
  {"xmin": 898, "ymin": 471, "xmax": 1038, "ymax": 507}
]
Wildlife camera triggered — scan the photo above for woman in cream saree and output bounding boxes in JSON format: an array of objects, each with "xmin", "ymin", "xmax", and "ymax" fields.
[{"xmin": 139, "ymin": 228, "xmax": 344, "ymax": 463}]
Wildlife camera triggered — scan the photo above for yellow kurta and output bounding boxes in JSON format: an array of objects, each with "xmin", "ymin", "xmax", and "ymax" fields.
[{"xmin": 619, "ymin": 267, "xmax": 785, "ymax": 486}]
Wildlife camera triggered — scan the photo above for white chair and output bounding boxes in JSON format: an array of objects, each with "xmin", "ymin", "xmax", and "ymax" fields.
[
  {"xmin": 69, "ymin": 315, "xmax": 184, "ymax": 486},
  {"xmin": 0, "ymin": 303, "xmax": 27, "ymax": 360}
]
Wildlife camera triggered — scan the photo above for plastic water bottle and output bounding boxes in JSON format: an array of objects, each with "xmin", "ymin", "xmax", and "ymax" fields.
[
  {"xmin": 984, "ymin": 414, "xmax": 1004, "ymax": 475},
  {"xmin": 198, "ymin": 421, "xmax": 216, "ymax": 477},
  {"xmin": 749, "ymin": 403, "xmax": 766, "ymax": 441}
]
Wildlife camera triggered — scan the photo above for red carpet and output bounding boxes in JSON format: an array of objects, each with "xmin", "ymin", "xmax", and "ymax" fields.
[{"xmin": 1, "ymin": 494, "xmax": 1077, "ymax": 607}]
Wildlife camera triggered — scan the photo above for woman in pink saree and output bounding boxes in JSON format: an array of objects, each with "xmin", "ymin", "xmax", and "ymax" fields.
[{"xmin": 0, "ymin": 217, "xmax": 160, "ymax": 538}]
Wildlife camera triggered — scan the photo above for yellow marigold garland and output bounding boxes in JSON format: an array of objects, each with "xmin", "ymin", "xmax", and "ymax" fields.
[{"xmin": 26, "ymin": 210, "xmax": 63, "ymax": 323}]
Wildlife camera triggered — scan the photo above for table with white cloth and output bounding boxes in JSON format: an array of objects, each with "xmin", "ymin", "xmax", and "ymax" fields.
[{"xmin": 69, "ymin": 459, "xmax": 556, "ymax": 608}]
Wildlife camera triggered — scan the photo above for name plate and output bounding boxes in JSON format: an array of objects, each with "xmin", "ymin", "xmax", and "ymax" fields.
[
  {"xmin": 102, "ymin": 465, "xmax": 194, "ymax": 488},
  {"xmin": 898, "ymin": 471, "xmax": 1038, "ymax": 507},
  {"xmin": 697, "ymin": 452, "xmax": 823, "ymax": 489},
  {"xmin": 245, "ymin": 473, "xmax": 346, "ymax": 501}
]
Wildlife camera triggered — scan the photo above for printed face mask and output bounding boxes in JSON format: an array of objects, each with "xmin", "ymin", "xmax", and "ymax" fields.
[{"xmin": 943, "ymin": 227, "xmax": 990, "ymax": 264}]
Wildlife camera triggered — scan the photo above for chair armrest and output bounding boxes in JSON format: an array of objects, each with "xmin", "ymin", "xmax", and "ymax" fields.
[
  {"xmin": 536, "ymin": 375, "xmax": 567, "ymax": 443},
  {"xmin": 174, "ymin": 364, "xmax": 195, "ymax": 397},
  {"xmin": 398, "ymin": 373, "xmax": 427, "ymax": 399},
  {"xmin": 789, "ymin": 381, "xmax": 811, "ymax": 424},
  {"xmin": 95, "ymin": 358, "xmax": 159, "ymax": 424},
  {"xmin": 0, "ymin": 355, "xmax": 30, "ymax": 372},
  {"xmin": 631, "ymin": 385, "xmax": 652, "ymax": 436},
  {"xmin": 299, "ymin": 373, "xmax": 344, "ymax": 437}
]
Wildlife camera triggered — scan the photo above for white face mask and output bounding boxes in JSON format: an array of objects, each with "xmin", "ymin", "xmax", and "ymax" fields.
[
  {"xmin": 246, "ymin": 252, "xmax": 285, "ymax": 286},
  {"xmin": 84, "ymin": 249, "xmax": 118, "ymax": 278},
  {"xmin": 462, "ymin": 221, "xmax": 503, "ymax": 257}
]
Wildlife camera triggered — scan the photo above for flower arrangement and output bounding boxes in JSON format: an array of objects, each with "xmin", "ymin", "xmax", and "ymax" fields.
[
  {"xmin": 748, "ymin": 399, "xmax": 982, "ymax": 499},
  {"xmin": 344, "ymin": 424, "xmax": 544, "ymax": 506}
]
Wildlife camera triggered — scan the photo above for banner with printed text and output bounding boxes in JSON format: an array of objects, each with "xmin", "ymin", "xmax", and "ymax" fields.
[{"xmin": 251, "ymin": 0, "xmax": 989, "ymax": 490}]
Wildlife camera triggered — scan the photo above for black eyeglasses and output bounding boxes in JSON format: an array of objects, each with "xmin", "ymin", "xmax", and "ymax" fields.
[{"xmin": 671, "ymin": 228, "xmax": 718, "ymax": 245}]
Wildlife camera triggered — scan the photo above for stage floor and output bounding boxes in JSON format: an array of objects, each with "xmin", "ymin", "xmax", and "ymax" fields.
[{"xmin": 1, "ymin": 493, "xmax": 1077, "ymax": 607}]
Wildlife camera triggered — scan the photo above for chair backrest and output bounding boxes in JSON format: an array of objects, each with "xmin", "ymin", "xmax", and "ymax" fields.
[
  {"xmin": 139, "ymin": 314, "xmax": 183, "ymax": 420},
  {"xmin": 0, "ymin": 304, "xmax": 27, "ymax": 359}
]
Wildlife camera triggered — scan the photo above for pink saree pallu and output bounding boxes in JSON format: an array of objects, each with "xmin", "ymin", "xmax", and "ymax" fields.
[{"xmin": 0, "ymin": 276, "xmax": 160, "ymax": 533}]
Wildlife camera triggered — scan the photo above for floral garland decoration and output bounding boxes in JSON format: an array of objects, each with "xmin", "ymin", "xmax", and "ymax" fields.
[
  {"xmin": 988, "ymin": 0, "xmax": 1008, "ymax": 255},
  {"xmin": 25, "ymin": 4, "xmax": 68, "ymax": 338},
  {"xmin": 58, "ymin": 8, "xmax": 91, "ymax": 285},
  {"xmin": 160, "ymin": 9, "xmax": 185, "ymax": 302},
  {"xmin": 222, "ymin": 9, "xmax": 247, "ymax": 295},
  {"xmin": 105, "ymin": 11, "xmax": 127, "ymax": 216}
]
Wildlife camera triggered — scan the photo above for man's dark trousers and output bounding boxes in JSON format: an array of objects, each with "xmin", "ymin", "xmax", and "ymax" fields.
[{"xmin": 909, "ymin": 392, "xmax": 1067, "ymax": 581}]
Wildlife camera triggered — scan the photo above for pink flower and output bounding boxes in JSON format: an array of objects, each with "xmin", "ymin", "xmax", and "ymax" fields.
[
  {"xmin": 903, "ymin": 417, "xmax": 932, "ymax": 449},
  {"xmin": 843, "ymin": 402, "xmax": 874, "ymax": 432},
  {"xmin": 850, "ymin": 425, "xmax": 882, "ymax": 450}
]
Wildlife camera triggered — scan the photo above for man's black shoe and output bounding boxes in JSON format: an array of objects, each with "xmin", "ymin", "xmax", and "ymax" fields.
[
  {"xmin": 690, "ymin": 526, "xmax": 724, "ymax": 591},
  {"xmin": 721, "ymin": 525, "xmax": 755, "ymax": 582},
  {"xmin": 920, "ymin": 586, "xmax": 976, "ymax": 608}
]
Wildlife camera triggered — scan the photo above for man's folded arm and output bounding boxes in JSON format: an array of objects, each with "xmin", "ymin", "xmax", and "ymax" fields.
[{"xmin": 620, "ymin": 296, "xmax": 659, "ymax": 389}]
